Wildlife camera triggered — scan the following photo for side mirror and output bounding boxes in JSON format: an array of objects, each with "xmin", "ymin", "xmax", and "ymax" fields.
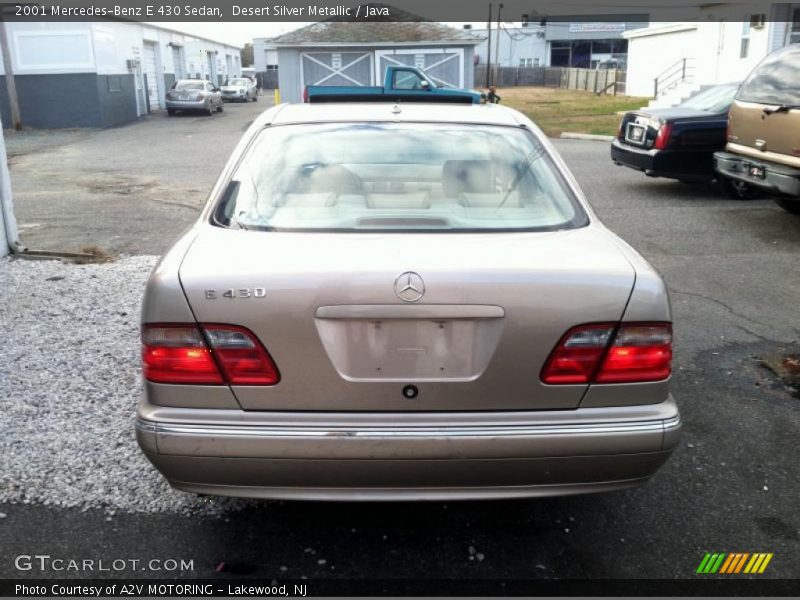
[{"xmin": 420, "ymin": 80, "xmax": 431, "ymax": 90}]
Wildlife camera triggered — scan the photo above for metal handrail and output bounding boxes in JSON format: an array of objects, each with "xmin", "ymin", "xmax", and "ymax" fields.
[{"xmin": 653, "ymin": 58, "xmax": 694, "ymax": 98}]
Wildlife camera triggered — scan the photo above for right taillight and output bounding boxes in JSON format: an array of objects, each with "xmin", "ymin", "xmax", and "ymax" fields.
[
  {"xmin": 302, "ymin": 86, "xmax": 309, "ymax": 102},
  {"xmin": 142, "ymin": 324, "xmax": 280, "ymax": 386},
  {"xmin": 541, "ymin": 322, "xmax": 672, "ymax": 385},
  {"xmin": 653, "ymin": 122, "xmax": 673, "ymax": 150},
  {"xmin": 595, "ymin": 323, "xmax": 672, "ymax": 383}
]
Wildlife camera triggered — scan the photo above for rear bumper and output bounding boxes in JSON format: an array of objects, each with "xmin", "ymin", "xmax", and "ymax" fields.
[
  {"xmin": 165, "ymin": 99, "xmax": 208, "ymax": 111},
  {"xmin": 136, "ymin": 397, "xmax": 681, "ymax": 500},
  {"xmin": 611, "ymin": 139, "xmax": 714, "ymax": 182},
  {"xmin": 714, "ymin": 151, "xmax": 800, "ymax": 197}
]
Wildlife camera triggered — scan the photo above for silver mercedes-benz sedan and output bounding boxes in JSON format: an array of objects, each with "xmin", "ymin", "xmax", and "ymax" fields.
[{"xmin": 136, "ymin": 102, "xmax": 680, "ymax": 501}]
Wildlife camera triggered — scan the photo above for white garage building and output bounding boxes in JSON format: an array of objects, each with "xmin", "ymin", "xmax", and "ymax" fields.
[
  {"xmin": 266, "ymin": 21, "xmax": 483, "ymax": 103},
  {"xmin": 0, "ymin": 22, "xmax": 241, "ymax": 128},
  {"xmin": 624, "ymin": 3, "xmax": 799, "ymax": 102}
]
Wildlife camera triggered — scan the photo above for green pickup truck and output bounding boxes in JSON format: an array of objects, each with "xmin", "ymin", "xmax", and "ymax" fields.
[{"xmin": 304, "ymin": 66, "xmax": 484, "ymax": 104}]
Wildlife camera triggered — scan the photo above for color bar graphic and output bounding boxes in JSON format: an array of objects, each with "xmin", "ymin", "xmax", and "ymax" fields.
[{"xmin": 697, "ymin": 552, "xmax": 773, "ymax": 574}]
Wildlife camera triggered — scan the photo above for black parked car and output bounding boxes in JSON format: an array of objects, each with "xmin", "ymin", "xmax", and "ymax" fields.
[{"xmin": 611, "ymin": 83, "xmax": 753, "ymax": 198}]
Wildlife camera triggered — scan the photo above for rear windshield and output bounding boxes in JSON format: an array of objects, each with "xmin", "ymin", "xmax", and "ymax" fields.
[
  {"xmin": 213, "ymin": 122, "xmax": 588, "ymax": 233},
  {"xmin": 174, "ymin": 81, "xmax": 204, "ymax": 91},
  {"xmin": 737, "ymin": 45, "xmax": 800, "ymax": 105},
  {"xmin": 680, "ymin": 83, "xmax": 739, "ymax": 113}
]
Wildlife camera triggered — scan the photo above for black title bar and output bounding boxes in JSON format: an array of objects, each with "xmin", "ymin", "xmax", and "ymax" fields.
[
  {"xmin": 3, "ymin": 577, "xmax": 800, "ymax": 597},
  {"xmin": 0, "ymin": 0, "xmax": 787, "ymax": 22}
]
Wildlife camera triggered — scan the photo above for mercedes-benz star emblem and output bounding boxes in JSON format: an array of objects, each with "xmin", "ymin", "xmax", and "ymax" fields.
[{"xmin": 394, "ymin": 271, "xmax": 425, "ymax": 303}]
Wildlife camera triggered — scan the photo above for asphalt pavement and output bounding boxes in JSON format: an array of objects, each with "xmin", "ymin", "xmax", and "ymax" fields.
[{"xmin": 2, "ymin": 103, "xmax": 799, "ymax": 589}]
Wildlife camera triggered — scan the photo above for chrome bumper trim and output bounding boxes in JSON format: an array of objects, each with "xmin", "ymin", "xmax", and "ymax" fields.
[
  {"xmin": 135, "ymin": 419, "xmax": 157, "ymax": 433},
  {"xmin": 663, "ymin": 414, "xmax": 681, "ymax": 431},
  {"xmin": 136, "ymin": 416, "xmax": 677, "ymax": 439}
]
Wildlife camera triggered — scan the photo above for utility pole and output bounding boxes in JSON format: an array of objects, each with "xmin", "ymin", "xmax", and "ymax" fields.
[
  {"xmin": 0, "ymin": 21, "xmax": 22, "ymax": 130},
  {"xmin": 0, "ymin": 115, "xmax": 23, "ymax": 255},
  {"xmin": 485, "ymin": 3, "xmax": 492, "ymax": 88},
  {"xmin": 493, "ymin": 3, "xmax": 503, "ymax": 88}
]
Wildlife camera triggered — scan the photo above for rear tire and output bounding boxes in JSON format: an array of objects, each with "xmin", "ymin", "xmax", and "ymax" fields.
[
  {"xmin": 774, "ymin": 198, "xmax": 800, "ymax": 214},
  {"xmin": 217, "ymin": 103, "xmax": 224, "ymax": 113},
  {"xmin": 719, "ymin": 176, "xmax": 759, "ymax": 200},
  {"xmin": 167, "ymin": 109, "xmax": 175, "ymax": 116}
]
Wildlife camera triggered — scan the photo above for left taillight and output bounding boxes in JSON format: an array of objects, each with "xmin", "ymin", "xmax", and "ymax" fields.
[
  {"xmin": 541, "ymin": 322, "xmax": 672, "ymax": 385},
  {"xmin": 653, "ymin": 122, "xmax": 673, "ymax": 150},
  {"xmin": 142, "ymin": 324, "xmax": 280, "ymax": 386}
]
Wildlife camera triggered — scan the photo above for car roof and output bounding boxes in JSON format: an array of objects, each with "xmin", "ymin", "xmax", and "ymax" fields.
[{"xmin": 261, "ymin": 102, "xmax": 526, "ymax": 128}]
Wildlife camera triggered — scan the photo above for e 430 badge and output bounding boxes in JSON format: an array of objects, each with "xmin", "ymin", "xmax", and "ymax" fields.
[{"xmin": 205, "ymin": 288, "xmax": 266, "ymax": 300}]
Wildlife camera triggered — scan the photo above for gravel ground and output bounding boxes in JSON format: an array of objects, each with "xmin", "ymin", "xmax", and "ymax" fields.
[{"xmin": 0, "ymin": 255, "xmax": 255, "ymax": 516}]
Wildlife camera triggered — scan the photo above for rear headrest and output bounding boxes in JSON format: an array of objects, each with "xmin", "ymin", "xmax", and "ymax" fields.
[
  {"xmin": 442, "ymin": 160, "xmax": 494, "ymax": 197},
  {"xmin": 290, "ymin": 164, "xmax": 363, "ymax": 195}
]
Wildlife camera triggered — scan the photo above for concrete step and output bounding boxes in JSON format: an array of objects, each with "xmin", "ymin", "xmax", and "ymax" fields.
[{"xmin": 646, "ymin": 82, "xmax": 706, "ymax": 109}]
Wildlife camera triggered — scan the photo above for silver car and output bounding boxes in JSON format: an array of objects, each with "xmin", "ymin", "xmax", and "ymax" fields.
[
  {"xmin": 166, "ymin": 79, "xmax": 224, "ymax": 116},
  {"xmin": 220, "ymin": 77, "xmax": 258, "ymax": 103},
  {"xmin": 136, "ymin": 102, "xmax": 680, "ymax": 500}
]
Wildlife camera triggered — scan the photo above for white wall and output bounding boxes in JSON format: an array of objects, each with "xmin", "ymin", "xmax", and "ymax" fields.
[
  {"xmin": 473, "ymin": 28, "xmax": 545, "ymax": 67},
  {"xmin": 625, "ymin": 24, "xmax": 698, "ymax": 97},
  {"xmin": 0, "ymin": 22, "xmax": 94, "ymax": 75},
  {"xmin": 625, "ymin": 4, "xmax": 782, "ymax": 97},
  {"xmin": 184, "ymin": 38, "xmax": 241, "ymax": 82},
  {"xmin": 253, "ymin": 38, "xmax": 278, "ymax": 71},
  {"xmin": 696, "ymin": 19, "xmax": 772, "ymax": 84}
]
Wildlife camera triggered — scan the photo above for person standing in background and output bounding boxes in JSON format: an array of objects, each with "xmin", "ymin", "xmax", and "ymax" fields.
[{"xmin": 486, "ymin": 86, "xmax": 501, "ymax": 104}]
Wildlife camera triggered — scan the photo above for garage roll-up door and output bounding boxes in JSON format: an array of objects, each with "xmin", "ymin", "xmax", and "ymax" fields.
[
  {"xmin": 300, "ymin": 52, "xmax": 373, "ymax": 90},
  {"xmin": 375, "ymin": 48, "xmax": 464, "ymax": 88},
  {"xmin": 142, "ymin": 42, "xmax": 160, "ymax": 110},
  {"xmin": 172, "ymin": 46, "xmax": 184, "ymax": 80}
]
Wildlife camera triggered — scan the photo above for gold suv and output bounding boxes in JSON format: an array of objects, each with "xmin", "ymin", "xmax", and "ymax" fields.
[{"xmin": 715, "ymin": 44, "xmax": 800, "ymax": 214}]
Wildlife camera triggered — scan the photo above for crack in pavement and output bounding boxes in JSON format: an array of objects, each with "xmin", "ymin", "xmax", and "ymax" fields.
[
  {"xmin": 670, "ymin": 287, "xmax": 778, "ymax": 332},
  {"xmin": 733, "ymin": 323, "xmax": 772, "ymax": 342}
]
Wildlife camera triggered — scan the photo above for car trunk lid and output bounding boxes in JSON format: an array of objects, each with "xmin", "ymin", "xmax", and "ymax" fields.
[{"xmin": 178, "ymin": 226, "xmax": 636, "ymax": 411}]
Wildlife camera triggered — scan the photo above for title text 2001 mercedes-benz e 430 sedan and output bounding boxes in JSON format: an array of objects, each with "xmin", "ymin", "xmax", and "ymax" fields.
[{"xmin": 136, "ymin": 102, "xmax": 680, "ymax": 500}]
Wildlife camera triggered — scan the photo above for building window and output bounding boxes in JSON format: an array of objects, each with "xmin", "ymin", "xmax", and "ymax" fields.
[
  {"xmin": 519, "ymin": 58, "xmax": 534, "ymax": 67},
  {"xmin": 106, "ymin": 76, "xmax": 122, "ymax": 93},
  {"xmin": 740, "ymin": 20, "xmax": 751, "ymax": 58}
]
